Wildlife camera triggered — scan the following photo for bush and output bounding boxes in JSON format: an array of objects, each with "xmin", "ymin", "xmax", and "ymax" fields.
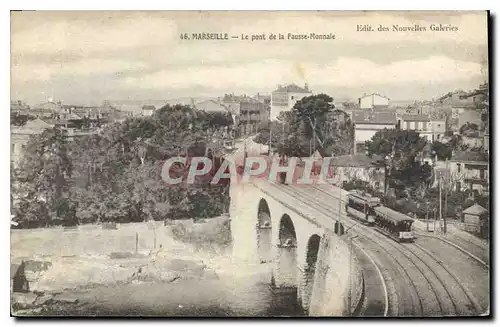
[{"xmin": 170, "ymin": 218, "xmax": 232, "ymax": 251}]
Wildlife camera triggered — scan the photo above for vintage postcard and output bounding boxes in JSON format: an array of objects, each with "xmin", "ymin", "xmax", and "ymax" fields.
[{"xmin": 10, "ymin": 11, "xmax": 490, "ymax": 317}]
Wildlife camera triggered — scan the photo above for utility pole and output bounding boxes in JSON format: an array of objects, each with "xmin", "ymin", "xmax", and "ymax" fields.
[
  {"xmin": 281, "ymin": 120, "xmax": 285, "ymax": 155},
  {"xmin": 439, "ymin": 172, "xmax": 443, "ymax": 234},
  {"xmin": 444, "ymin": 181, "xmax": 448, "ymax": 234},
  {"xmin": 268, "ymin": 122, "xmax": 272, "ymax": 155},
  {"xmin": 426, "ymin": 206, "xmax": 429, "ymax": 232},
  {"xmin": 313, "ymin": 127, "xmax": 316, "ymax": 155}
]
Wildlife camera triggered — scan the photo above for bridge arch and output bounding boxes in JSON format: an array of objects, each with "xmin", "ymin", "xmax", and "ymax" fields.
[
  {"xmin": 302, "ymin": 234, "xmax": 321, "ymax": 312},
  {"xmin": 279, "ymin": 214, "xmax": 297, "ymax": 247},
  {"xmin": 274, "ymin": 214, "xmax": 298, "ymax": 288},
  {"xmin": 257, "ymin": 198, "xmax": 272, "ymax": 263}
]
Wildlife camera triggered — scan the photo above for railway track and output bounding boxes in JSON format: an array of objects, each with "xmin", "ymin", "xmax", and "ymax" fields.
[
  {"xmin": 351, "ymin": 242, "xmax": 389, "ymax": 316},
  {"xmin": 311, "ymin": 184, "xmax": 490, "ymax": 268},
  {"xmin": 263, "ymin": 183, "xmax": 483, "ymax": 316}
]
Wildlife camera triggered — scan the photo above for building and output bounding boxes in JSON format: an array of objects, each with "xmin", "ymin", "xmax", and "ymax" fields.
[
  {"xmin": 429, "ymin": 118, "xmax": 447, "ymax": 142},
  {"xmin": 270, "ymin": 84, "xmax": 312, "ymax": 121},
  {"xmin": 195, "ymin": 99, "xmax": 230, "ymax": 114},
  {"xmin": 11, "ymin": 118, "xmax": 54, "ymax": 167},
  {"xmin": 221, "ymin": 94, "xmax": 269, "ymax": 135},
  {"xmin": 239, "ymin": 96, "xmax": 269, "ymax": 134},
  {"xmin": 352, "ymin": 111, "xmax": 397, "ymax": 154},
  {"xmin": 142, "ymin": 105, "xmax": 156, "ymax": 117},
  {"xmin": 460, "ymin": 204, "xmax": 488, "ymax": 235},
  {"xmin": 254, "ymin": 93, "xmax": 271, "ymax": 106},
  {"xmin": 400, "ymin": 114, "xmax": 432, "ymax": 141},
  {"xmin": 329, "ymin": 154, "xmax": 386, "ymax": 193},
  {"xmin": 484, "ymin": 121, "xmax": 490, "ymax": 153},
  {"xmin": 438, "ymin": 90, "xmax": 483, "ymax": 132},
  {"xmin": 358, "ymin": 93, "xmax": 390, "ymax": 110},
  {"xmin": 448, "ymin": 151, "xmax": 489, "ymax": 194},
  {"xmin": 35, "ymin": 100, "xmax": 63, "ymax": 113},
  {"xmin": 399, "ymin": 113, "xmax": 447, "ymax": 142},
  {"xmin": 10, "ymin": 101, "xmax": 30, "ymax": 115}
]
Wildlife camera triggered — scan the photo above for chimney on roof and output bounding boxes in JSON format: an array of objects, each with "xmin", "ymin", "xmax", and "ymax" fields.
[{"xmin": 304, "ymin": 83, "xmax": 309, "ymax": 91}]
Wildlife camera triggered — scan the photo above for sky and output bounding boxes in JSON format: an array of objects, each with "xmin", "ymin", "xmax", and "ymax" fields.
[{"xmin": 11, "ymin": 11, "xmax": 489, "ymax": 106}]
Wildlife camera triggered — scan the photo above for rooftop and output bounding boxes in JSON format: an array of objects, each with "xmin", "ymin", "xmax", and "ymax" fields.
[
  {"xmin": 401, "ymin": 114, "xmax": 431, "ymax": 122},
  {"xmin": 359, "ymin": 93, "xmax": 390, "ymax": 100},
  {"xmin": 353, "ymin": 111, "xmax": 397, "ymax": 125},
  {"xmin": 463, "ymin": 204, "xmax": 488, "ymax": 216},
  {"xmin": 195, "ymin": 100, "xmax": 229, "ymax": 113},
  {"xmin": 330, "ymin": 154, "xmax": 384, "ymax": 168},
  {"xmin": 273, "ymin": 84, "xmax": 311, "ymax": 94},
  {"xmin": 450, "ymin": 151, "xmax": 488, "ymax": 163},
  {"xmin": 12, "ymin": 118, "xmax": 54, "ymax": 134}
]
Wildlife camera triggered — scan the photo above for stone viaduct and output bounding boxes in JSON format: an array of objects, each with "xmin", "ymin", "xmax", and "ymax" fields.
[{"xmin": 229, "ymin": 178, "xmax": 363, "ymax": 316}]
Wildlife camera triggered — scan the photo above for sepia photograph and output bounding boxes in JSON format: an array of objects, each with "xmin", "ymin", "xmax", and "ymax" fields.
[{"xmin": 10, "ymin": 10, "xmax": 490, "ymax": 317}]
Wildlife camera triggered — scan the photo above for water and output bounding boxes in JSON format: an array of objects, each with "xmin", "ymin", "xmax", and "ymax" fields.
[
  {"xmin": 32, "ymin": 261, "xmax": 303, "ymax": 317},
  {"xmin": 12, "ymin": 224, "xmax": 304, "ymax": 317}
]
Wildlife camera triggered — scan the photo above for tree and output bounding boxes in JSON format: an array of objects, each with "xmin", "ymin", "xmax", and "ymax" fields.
[
  {"xmin": 431, "ymin": 141, "xmax": 453, "ymax": 161},
  {"xmin": 12, "ymin": 103, "xmax": 234, "ymax": 229},
  {"xmin": 459, "ymin": 122, "xmax": 479, "ymax": 135},
  {"xmin": 14, "ymin": 127, "xmax": 75, "ymax": 226},
  {"xmin": 292, "ymin": 94, "xmax": 334, "ymax": 148},
  {"xmin": 365, "ymin": 129, "xmax": 431, "ymax": 191}
]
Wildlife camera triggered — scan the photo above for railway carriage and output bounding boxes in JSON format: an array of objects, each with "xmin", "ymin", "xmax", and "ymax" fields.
[
  {"xmin": 373, "ymin": 205, "xmax": 415, "ymax": 242},
  {"xmin": 345, "ymin": 190, "xmax": 381, "ymax": 226}
]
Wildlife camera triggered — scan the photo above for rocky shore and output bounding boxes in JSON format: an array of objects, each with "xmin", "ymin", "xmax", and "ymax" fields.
[{"xmin": 11, "ymin": 217, "xmax": 232, "ymax": 316}]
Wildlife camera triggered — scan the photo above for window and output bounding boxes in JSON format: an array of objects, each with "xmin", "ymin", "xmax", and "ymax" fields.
[
  {"xmin": 480, "ymin": 169, "xmax": 485, "ymax": 179},
  {"xmin": 291, "ymin": 96, "xmax": 295, "ymax": 100},
  {"xmin": 457, "ymin": 163, "xmax": 461, "ymax": 173}
]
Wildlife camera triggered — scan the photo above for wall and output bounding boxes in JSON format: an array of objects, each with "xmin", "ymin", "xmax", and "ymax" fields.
[
  {"xmin": 463, "ymin": 213, "xmax": 480, "ymax": 225},
  {"xmin": 308, "ymin": 232, "xmax": 363, "ymax": 316},
  {"xmin": 462, "ymin": 136, "xmax": 484, "ymax": 149},
  {"xmin": 270, "ymin": 91, "xmax": 311, "ymax": 121},
  {"xmin": 331, "ymin": 166, "xmax": 385, "ymax": 193},
  {"xmin": 355, "ymin": 123, "xmax": 396, "ymax": 143},
  {"xmin": 288, "ymin": 92, "xmax": 311, "ymax": 110}
]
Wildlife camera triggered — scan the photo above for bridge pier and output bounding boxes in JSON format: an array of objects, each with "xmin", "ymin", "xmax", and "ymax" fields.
[
  {"xmin": 257, "ymin": 226, "xmax": 272, "ymax": 263},
  {"xmin": 273, "ymin": 245, "xmax": 298, "ymax": 288},
  {"xmin": 230, "ymin": 184, "xmax": 259, "ymax": 263}
]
